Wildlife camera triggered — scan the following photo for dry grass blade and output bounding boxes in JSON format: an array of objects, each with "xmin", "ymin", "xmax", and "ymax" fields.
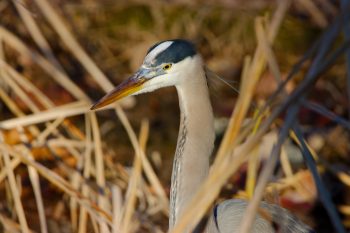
[
  {"xmin": 339, "ymin": 205, "xmax": 350, "ymax": 215},
  {"xmin": 296, "ymin": 0, "xmax": 328, "ymax": 28},
  {"xmin": 45, "ymin": 138, "xmax": 85, "ymax": 148},
  {"xmin": 0, "ymin": 143, "xmax": 113, "ymax": 225},
  {"xmin": 16, "ymin": 127, "xmax": 48, "ymax": 233},
  {"xmin": 1, "ymin": 69, "xmax": 39, "ymax": 112},
  {"xmin": 35, "ymin": 117, "xmax": 64, "ymax": 144},
  {"xmin": 244, "ymin": 6, "xmax": 294, "ymax": 213},
  {"xmin": 245, "ymin": 13, "xmax": 285, "ymax": 196},
  {"xmin": 280, "ymin": 146, "xmax": 294, "ymax": 177},
  {"xmin": 256, "ymin": 17, "xmax": 282, "ymax": 84},
  {"xmin": 68, "ymin": 127, "xmax": 88, "ymax": 232},
  {"xmin": 214, "ymin": 0, "xmax": 290, "ymax": 165},
  {"xmin": 265, "ymin": 170, "xmax": 313, "ymax": 194},
  {"xmin": 77, "ymin": 114, "xmax": 94, "ymax": 233},
  {"xmin": 0, "ymin": 133, "xmax": 29, "ymax": 233},
  {"xmin": 0, "ymin": 60, "xmax": 54, "ymax": 108},
  {"xmin": 0, "ymin": 213, "xmax": 35, "ymax": 233},
  {"xmin": 121, "ymin": 119, "xmax": 149, "ymax": 233},
  {"xmin": 0, "ymin": 86, "xmax": 25, "ymax": 118},
  {"xmin": 33, "ymin": 0, "xmax": 113, "ymax": 92},
  {"xmin": 70, "ymin": 166, "xmax": 81, "ymax": 232},
  {"xmin": 27, "ymin": 157, "xmax": 48, "ymax": 233},
  {"xmin": 0, "ymin": 59, "xmax": 87, "ymax": 144},
  {"xmin": 112, "ymin": 185, "xmax": 123, "ymax": 233},
  {"xmin": 0, "ymin": 157, "xmax": 21, "ymax": 183},
  {"xmin": 0, "ymin": 58, "xmax": 88, "ymax": 142},
  {"xmin": 114, "ymin": 107, "xmax": 169, "ymax": 213},
  {"xmin": 0, "ymin": 101, "xmax": 89, "ymax": 129},
  {"xmin": 0, "ymin": 27, "xmax": 89, "ymax": 101},
  {"xmin": 246, "ymin": 147, "xmax": 259, "ymax": 198},
  {"xmin": 0, "ymin": 77, "xmax": 69, "ymax": 213},
  {"xmin": 13, "ymin": 0, "xmax": 67, "ymax": 73},
  {"xmin": 338, "ymin": 172, "xmax": 350, "ymax": 187},
  {"xmin": 238, "ymin": 105, "xmax": 299, "ymax": 233},
  {"xmin": 90, "ymin": 112, "xmax": 110, "ymax": 232},
  {"xmin": 0, "ymin": 37, "xmax": 33, "ymax": 233},
  {"xmin": 262, "ymin": 39, "xmax": 319, "ymax": 112}
]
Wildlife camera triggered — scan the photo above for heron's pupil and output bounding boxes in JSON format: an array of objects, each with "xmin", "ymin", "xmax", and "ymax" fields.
[{"xmin": 164, "ymin": 64, "xmax": 172, "ymax": 70}]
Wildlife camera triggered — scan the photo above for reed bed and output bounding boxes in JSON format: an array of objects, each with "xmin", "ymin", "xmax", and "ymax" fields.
[{"xmin": 0, "ymin": 0, "xmax": 349, "ymax": 233}]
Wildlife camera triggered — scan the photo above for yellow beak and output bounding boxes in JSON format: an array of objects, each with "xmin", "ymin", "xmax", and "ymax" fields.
[{"xmin": 90, "ymin": 73, "xmax": 147, "ymax": 110}]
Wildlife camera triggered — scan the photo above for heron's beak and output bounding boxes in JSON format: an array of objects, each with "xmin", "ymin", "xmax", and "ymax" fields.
[{"xmin": 91, "ymin": 69, "xmax": 150, "ymax": 110}]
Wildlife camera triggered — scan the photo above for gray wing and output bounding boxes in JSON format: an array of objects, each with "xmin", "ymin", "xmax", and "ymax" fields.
[{"xmin": 206, "ymin": 199, "xmax": 314, "ymax": 233}]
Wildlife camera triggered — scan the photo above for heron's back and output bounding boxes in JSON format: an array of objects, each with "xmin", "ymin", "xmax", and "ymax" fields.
[{"xmin": 206, "ymin": 199, "xmax": 314, "ymax": 233}]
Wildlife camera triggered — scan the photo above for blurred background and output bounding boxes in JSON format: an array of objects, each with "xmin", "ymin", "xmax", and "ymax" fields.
[{"xmin": 0, "ymin": 0, "xmax": 349, "ymax": 232}]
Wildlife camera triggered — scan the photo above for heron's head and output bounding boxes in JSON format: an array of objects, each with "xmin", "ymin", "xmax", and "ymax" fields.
[{"xmin": 91, "ymin": 39, "xmax": 203, "ymax": 110}]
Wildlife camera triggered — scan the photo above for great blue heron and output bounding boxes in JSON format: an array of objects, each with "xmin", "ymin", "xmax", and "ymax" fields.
[{"xmin": 91, "ymin": 39, "xmax": 313, "ymax": 233}]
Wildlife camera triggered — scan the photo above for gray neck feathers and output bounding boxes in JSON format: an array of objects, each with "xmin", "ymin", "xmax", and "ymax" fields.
[{"xmin": 169, "ymin": 70, "xmax": 215, "ymax": 230}]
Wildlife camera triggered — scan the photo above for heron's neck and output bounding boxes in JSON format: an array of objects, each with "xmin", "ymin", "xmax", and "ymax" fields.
[{"xmin": 169, "ymin": 74, "xmax": 215, "ymax": 229}]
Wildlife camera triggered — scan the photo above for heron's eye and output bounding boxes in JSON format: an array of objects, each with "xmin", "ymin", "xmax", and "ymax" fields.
[{"xmin": 163, "ymin": 64, "xmax": 172, "ymax": 70}]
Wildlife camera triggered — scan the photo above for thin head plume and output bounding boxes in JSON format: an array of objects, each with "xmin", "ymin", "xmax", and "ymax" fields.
[
  {"xmin": 205, "ymin": 66, "xmax": 240, "ymax": 95},
  {"xmin": 205, "ymin": 66, "xmax": 258, "ymax": 111}
]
